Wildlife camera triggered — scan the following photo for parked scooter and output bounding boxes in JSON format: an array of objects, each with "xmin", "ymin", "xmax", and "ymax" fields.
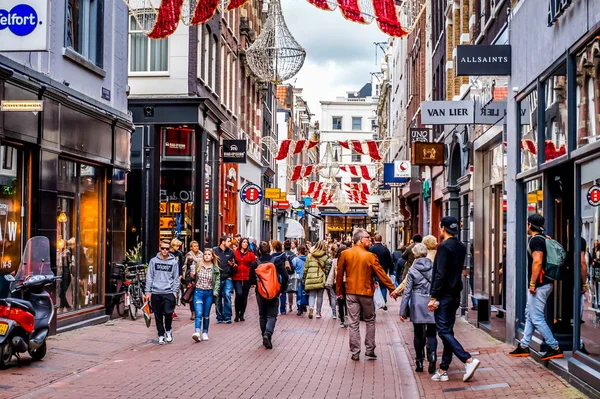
[{"xmin": 0, "ymin": 236, "xmax": 59, "ymax": 368}]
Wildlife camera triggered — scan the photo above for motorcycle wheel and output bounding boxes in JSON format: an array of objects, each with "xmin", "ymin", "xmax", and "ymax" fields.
[
  {"xmin": 0, "ymin": 342, "xmax": 13, "ymax": 369},
  {"xmin": 28, "ymin": 342, "xmax": 47, "ymax": 361}
]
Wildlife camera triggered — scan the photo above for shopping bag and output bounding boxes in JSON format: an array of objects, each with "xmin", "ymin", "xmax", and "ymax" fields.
[
  {"xmin": 373, "ymin": 284, "xmax": 385, "ymax": 310},
  {"xmin": 287, "ymin": 273, "xmax": 299, "ymax": 292},
  {"xmin": 142, "ymin": 300, "xmax": 152, "ymax": 328}
]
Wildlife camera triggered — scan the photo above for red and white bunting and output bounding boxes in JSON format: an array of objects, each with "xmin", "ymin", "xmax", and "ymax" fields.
[
  {"xmin": 339, "ymin": 165, "xmax": 373, "ymax": 180},
  {"xmin": 275, "ymin": 139, "xmax": 319, "ymax": 160},
  {"xmin": 344, "ymin": 182, "xmax": 371, "ymax": 195},
  {"xmin": 337, "ymin": 140, "xmax": 383, "ymax": 161},
  {"xmin": 290, "ymin": 165, "xmax": 315, "ymax": 181}
]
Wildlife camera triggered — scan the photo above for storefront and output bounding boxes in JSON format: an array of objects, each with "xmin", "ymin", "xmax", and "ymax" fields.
[
  {"xmin": 128, "ymin": 98, "xmax": 224, "ymax": 258},
  {"xmin": 0, "ymin": 66, "xmax": 131, "ymax": 332},
  {"xmin": 506, "ymin": 2, "xmax": 600, "ymax": 394},
  {"xmin": 321, "ymin": 207, "xmax": 369, "ymax": 241}
]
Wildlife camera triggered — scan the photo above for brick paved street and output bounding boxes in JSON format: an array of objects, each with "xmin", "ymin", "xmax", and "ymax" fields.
[{"xmin": 0, "ymin": 292, "xmax": 589, "ymax": 399}]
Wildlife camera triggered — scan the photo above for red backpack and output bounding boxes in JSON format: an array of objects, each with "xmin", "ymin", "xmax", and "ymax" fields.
[{"xmin": 255, "ymin": 262, "xmax": 281, "ymax": 299}]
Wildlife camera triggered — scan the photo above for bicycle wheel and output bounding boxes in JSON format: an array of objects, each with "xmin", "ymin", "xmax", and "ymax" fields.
[
  {"xmin": 117, "ymin": 291, "xmax": 129, "ymax": 318},
  {"xmin": 128, "ymin": 284, "xmax": 139, "ymax": 320}
]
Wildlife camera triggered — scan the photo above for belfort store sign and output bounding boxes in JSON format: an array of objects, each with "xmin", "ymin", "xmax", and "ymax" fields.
[{"xmin": 0, "ymin": 0, "xmax": 48, "ymax": 51}]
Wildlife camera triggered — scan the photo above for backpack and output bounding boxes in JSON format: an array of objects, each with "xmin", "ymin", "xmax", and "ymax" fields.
[
  {"xmin": 528, "ymin": 235, "xmax": 566, "ymax": 281},
  {"xmin": 255, "ymin": 262, "xmax": 281, "ymax": 299}
]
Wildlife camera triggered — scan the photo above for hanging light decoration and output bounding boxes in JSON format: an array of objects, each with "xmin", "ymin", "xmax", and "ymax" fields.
[{"xmin": 245, "ymin": 0, "xmax": 306, "ymax": 84}]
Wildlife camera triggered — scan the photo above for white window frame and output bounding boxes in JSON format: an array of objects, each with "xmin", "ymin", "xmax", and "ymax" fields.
[
  {"xmin": 351, "ymin": 117, "xmax": 362, "ymax": 130},
  {"xmin": 128, "ymin": 15, "xmax": 169, "ymax": 76},
  {"xmin": 332, "ymin": 116, "xmax": 343, "ymax": 130}
]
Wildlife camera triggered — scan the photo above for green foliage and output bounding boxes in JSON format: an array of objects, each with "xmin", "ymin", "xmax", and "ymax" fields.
[{"xmin": 126, "ymin": 241, "xmax": 143, "ymax": 264}]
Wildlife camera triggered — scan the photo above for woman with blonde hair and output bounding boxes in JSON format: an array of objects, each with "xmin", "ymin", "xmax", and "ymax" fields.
[
  {"xmin": 189, "ymin": 248, "xmax": 220, "ymax": 342},
  {"xmin": 184, "ymin": 241, "xmax": 202, "ymax": 320},
  {"xmin": 302, "ymin": 240, "xmax": 329, "ymax": 319},
  {"xmin": 422, "ymin": 235, "xmax": 438, "ymax": 261}
]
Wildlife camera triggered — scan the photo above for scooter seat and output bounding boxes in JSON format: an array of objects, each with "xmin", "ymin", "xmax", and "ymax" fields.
[{"xmin": 5, "ymin": 298, "xmax": 36, "ymax": 316}]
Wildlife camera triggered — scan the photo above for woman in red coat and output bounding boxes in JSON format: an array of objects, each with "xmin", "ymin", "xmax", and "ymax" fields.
[{"xmin": 233, "ymin": 238, "xmax": 257, "ymax": 322}]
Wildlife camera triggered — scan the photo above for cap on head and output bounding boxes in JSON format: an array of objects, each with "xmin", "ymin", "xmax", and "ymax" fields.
[
  {"xmin": 441, "ymin": 216, "xmax": 459, "ymax": 235},
  {"xmin": 527, "ymin": 214, "xmax": 545, "ymax": 233}
]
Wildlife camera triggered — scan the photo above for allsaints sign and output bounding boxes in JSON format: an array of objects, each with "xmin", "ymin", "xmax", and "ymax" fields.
[{"xmin": 456, "ymin": 45, "xmax": 511, "ymax": 76}]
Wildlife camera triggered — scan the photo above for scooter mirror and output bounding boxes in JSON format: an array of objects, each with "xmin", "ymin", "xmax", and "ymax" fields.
[{"xmin": 4, "ymin": 274, "xmax": 15, "ymax": 282}]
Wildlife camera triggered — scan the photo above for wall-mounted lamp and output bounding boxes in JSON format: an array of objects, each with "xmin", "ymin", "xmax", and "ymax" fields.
[{"xmin": 57, "ymin": 212, "xmax": 68, "ymax": 223}]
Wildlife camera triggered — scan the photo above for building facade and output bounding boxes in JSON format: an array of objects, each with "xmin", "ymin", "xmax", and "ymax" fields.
[{"xmin": 0, "ymin": 1, "xmax": 132, "ymax": 332}]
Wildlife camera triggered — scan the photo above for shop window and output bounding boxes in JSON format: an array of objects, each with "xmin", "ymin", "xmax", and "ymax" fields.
[
  {"xmin": 159, "ymin": 128, "xmax": 195, "ymax": 250},
  {"xmin": 543, "ymin": 66, "xmax": 568, "ymax": 162},
  {"xmin": 579, "ymin": 159, "xmax": 600, "ymax": 358},
  {"xmin": 129, "ymin": 16, "xmax": 168, "ymax": 73},
  {"xmin": 519, "ymin": 91, "xmax": 538, "ymax": 171},
  {"xmin": 575, "ymin": 40, "xmax": 600, "ymax": 148},
  {"xmin": 65, "ymin": 0, "xmax": 104, "ymax": 67},
  {"xmin": 57, "ymin": 160, "xmax": 103, "ymax": 312},
  {"xmin": 526, "ymin": 178, "xmax": 543, "ymax": 216}
]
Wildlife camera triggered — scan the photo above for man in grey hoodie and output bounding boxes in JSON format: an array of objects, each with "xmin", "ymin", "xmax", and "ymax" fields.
[{"xmin": 144, "ymin": 239, "xmax": 180, "ymax": 345}]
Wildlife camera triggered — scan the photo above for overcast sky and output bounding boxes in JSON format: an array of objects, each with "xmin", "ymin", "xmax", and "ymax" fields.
[{"xmin": 281, "ymin": 0, "xmax": 387, "ymax": 122}]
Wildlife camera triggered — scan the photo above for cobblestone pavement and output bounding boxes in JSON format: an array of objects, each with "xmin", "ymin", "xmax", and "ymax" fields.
[{"xmin": 0, "ymin": 291, "xmax": 588, "ymax": 399}]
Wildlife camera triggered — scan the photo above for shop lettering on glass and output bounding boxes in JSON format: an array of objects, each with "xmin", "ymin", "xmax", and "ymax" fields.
[
  {"xmin": 160, "ymin": 190, "xmax": 194, "ymax": 202},
  {"xmin": 409, "ymin": 128, "xmax": 432, "ymax": 143},
  {"xmin": 0, "ymin": 204, "xmax": 18, "ymax": 270}
]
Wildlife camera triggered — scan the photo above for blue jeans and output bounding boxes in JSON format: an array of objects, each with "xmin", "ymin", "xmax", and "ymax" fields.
[
  {"xmin": 194, "ymin": 289, "xmax": 213, "ymax": 333},
  {"xmin": 297, "ymin": 284, "xmax": 308, "ymax": 307},
  {"xmin": 216, "ymin": 279, "xmax": 234, "ymax": 322},
  {"xmin": 520, "ymin": 283, "xmax": 558, "ymax": 350},
  {"xmin": 435, "ymin": 296, "xmax": 471, "ymax": 370}
]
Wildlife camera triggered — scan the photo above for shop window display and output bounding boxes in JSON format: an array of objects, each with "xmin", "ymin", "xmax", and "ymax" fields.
[
  {"xmin": 579, "ymin": 159, "xmax": 600, "ymax": 357},
  {"xmin": 519, "ymin": 92, "xmax": 538, "ymax": 171},
  {"xmin": 576, "ymin": 39, "xmax": 600, "ymax": 148},
  {"xmin": 57, "ymin": 160, "xmax": 103, "ymax": 312},
  {"xmin": 0, "ymin": 145, "xmax": 23, "ymax": 299},
  {"xmin": 543, "ymin": 66, "xmax": 568, "ymax": 162}
]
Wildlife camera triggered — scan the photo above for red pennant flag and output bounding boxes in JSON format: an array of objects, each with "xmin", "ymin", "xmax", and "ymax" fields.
[
  {"xmin": 360, "ymin": 165, "xmax": 371, "ymax": 180},
  {"xmin": 307, "ymin": 0, "xmax": 330, "ymax": 10},
  {"xmin": 293, "ymin": 140, "xmax": 306, "ymax": 154},
  {"xmin": 338, "ymin": 141, "xmax": 350, "ymax": 150},
  {"xmin": 336, "ymin": 0, "xmax": 365, "ymax": 23},
  {"xmin": 191, "ymin": 0, "xmax": 220, "ymax": 24},
  {"xmin": 362, "ymin": 182, "xmax": 370, "ymax": 194},
  {"xmin": 227, "ymin": 0, "xmax": 250, "ymax": 10},
  {"xmin": 290, "ymin": 166, "xmax": 303, "ymax": 181},
  {"xmin": 340, "ymin": 165, "xmax": 348, "ymax": 173},
  {"xmin": 352, "ymin": 140, "xmax": 365, "ymax": 154},
  {"xmin": 349, "ymin": 165, "xmax": 358, "ymax": 177},
  {"xmin": 304, "ymin": 165, "xmax": 314, "ymax": 177},
  {"xmin": 275, "ymin": 139, "xmax": 293, "ymax": 160},
  {"xmin": 307, "ymin": 140, "xmax": 319, "ymax": 150},
  {"xmin": 366, "ymin": 140, "xmax": 382, "ymax": 160},
  {"xmin": 148, "ymin": 0, "xmax": 185, "ymax": 39},
  {"xmin": 373, "ymin": 0, "xmax": 409, "ymax": 38}
]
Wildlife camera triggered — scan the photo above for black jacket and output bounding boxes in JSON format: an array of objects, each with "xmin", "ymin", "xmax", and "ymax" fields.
[
  {"xmin": 369, "ymin": 243, "xmax": 394, "ymax": 275},
  {"xmin": 214, "ymin": 246, "xmax": 236, "ymax": 280},
  {"xmin": 430, "ymin": 237, "xmax": 467, "ymax": 299},
  {"xmin": 250, "ymin": 254, "xmax": 289, "ymax": 295}
]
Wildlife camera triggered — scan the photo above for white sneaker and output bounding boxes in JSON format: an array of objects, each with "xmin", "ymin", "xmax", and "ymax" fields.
[
  {"xmin": 202, "ymin": 333, "xmax": 209, "ymax": 341},
  {"xmin": 332, "ymin": 315, "xmax": 337, "ymax": 319},
  {"xmin": 431, "ymin": 370, "xmax": 449, "ymax": 382},
  {"xmin": 463, "ymin": 358, "xmax": 480, "ymax": 382},
  {"xmin": 158, "ymin": 336, "xmax": 165, "ymax": 345},
  {"xmin": 165, "ymin": 330, "xmax": 173, "ymax": 343},
  {"xmin": 192, "ymin": 332, "xmax": 201, "ymax": 342}
]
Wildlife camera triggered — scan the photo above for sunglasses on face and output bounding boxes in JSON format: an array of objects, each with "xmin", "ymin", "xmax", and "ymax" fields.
[{"xmin": 160, "ymin": 247, "xmax": 170, "ymax": 251}]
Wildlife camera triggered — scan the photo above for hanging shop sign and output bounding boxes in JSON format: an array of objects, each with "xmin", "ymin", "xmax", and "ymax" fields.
[
  {"xmin": 394, "ymin": 160, "xmax": 411, "ymax": 178},
  {"xmin": 587, "ymin": 185, "xmax": 600, "ymax": 207},
  {"xmin": 548, "ymin": 0, "xmax": 580, "ymax": 26},
  {"xmin": 0, "ymin": 100, "xmax": 43, "ymax": 112},
  {"xmin": 409, "ymin": 128, "xmax": 432, "ymax": 143},
  {"xmin": 421, "ymin": 100, "xmax": 530, "ymax": 125},
  {"xmin": 240, "ymin": 183, "xmax": 262, "ymax": 205},
  {"xmin": 0, "ymin": 1, "xmax": 48, "ymax": 51},
  {"xmin": 383, "ymin": 163, "xmax": 409, "ymax": 187},
  {"xmin": 456, "ymin": 45, "xmax": 511, "ymax": 76},
  {"xmin": 412, "ymin": 142, "xmax": 445, "ymax": 166},
  {"xmin": 223, "ymin": 140, "xmax": 247, "ymax": 163},
  {"xmin": 264, "ymin": 188, "xmax": 281, "ymax": 200},
  {"xmin": 273, "ymin": 201, "xmax": 290, "ymax": 209}
]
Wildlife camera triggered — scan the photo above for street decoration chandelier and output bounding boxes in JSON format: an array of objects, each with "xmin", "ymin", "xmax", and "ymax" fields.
[
  {"xmin": 245, "ymin": 0, "xmax": 306, "ymax": 84},
  {"xmin": 123, "ymin": 0, "xmax": 408, "ymax": 40}
]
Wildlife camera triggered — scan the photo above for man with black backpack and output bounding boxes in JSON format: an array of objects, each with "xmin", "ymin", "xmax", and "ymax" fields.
[
  {"xmin": 250, "ymin": 241, "xmax": 289, "ymax": 349},
  {"xmin": 508, "ymin": 214, "xmax": 564, "ymax": 360}
]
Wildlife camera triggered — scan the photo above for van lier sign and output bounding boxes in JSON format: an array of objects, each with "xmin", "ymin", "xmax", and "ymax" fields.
[
  {"xmin": 421, "ymin": 100, "xmax": 531, "ymax": 125},
  {"xmin": 456, "ymin": 45, "xmax": 511, "ymax": 76},
  {"xmin": 0, "ymin": 1, "xmax": 48, "ymax": 51}
]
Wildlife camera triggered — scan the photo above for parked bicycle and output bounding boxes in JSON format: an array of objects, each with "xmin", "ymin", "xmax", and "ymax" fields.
[{"xmin": 125, "ymin": 264, "xmax": 146, "ymax": 320}]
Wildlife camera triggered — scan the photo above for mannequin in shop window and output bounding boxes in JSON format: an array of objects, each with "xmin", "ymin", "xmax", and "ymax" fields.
[{"xmin": 59, "ymin": 240, "xmax": 73, "ymax": 312}]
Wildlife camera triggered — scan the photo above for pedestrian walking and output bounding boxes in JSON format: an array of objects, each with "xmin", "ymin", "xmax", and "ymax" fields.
[
  {"xmin": 184, "ymin": 241, "xmax": 202, "ymax": 320},
  {"xmin": 401, "ymin": 234, "xmax": 422, "ymax": 281},
  {"xmin": 303, "ymin": 240, "xmax": 329, "ymax": 319},
  {"xmin": 144, "ymin": 239, "xmax": 180, "ymax": 345},
  {"xmin": 281, "ymin": 240, "xmax": 297, "ymax": 314},
  {"xmin": 292, "ymin": 245, "xmax": 308, "ymax": 316},
  {"xmin": 214, "ymin": 235, "xmax": 236, "ymax": 324},
  {"xmin": 190, "ymin": 249, "xmax": 220, "ymax": 342},
  {"xmin": 391, "ymin": 243, "xmax": 437, "ymax": 374},
  {"xmin": 428, "ymin": 216, "xmax": 480, "ymax": 382},
  {"xmin": 169, "ymin": 238, "xmax": 184, "ymax": 318},
  {"xmin": 508, "ymin": 214, "xmax": 564, "ymax": 360},
  {"xmin": 250, "ymin": 241, "xmax": 288, "ymax": 349},
  {"xmin": 336, "ymin": 228, "xmax": 395, "ymax": 361},
  {"xmin": 422, "ymin": 235, "xmax": 437, "ymax": 262},
  {"xmin": 324, "ymin": 244, "xmax": 338, "ymax": 319},
  {"xmin": 233, "ymin": 238, "xmax": 256, "ymax": 322},
  {"xmin": 327, "ymin": 243, "xmax": 348, "ymax": 327},
  {"xmin": 369, "ymin": 234, "xmax": 394, "ymax": 310}
]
